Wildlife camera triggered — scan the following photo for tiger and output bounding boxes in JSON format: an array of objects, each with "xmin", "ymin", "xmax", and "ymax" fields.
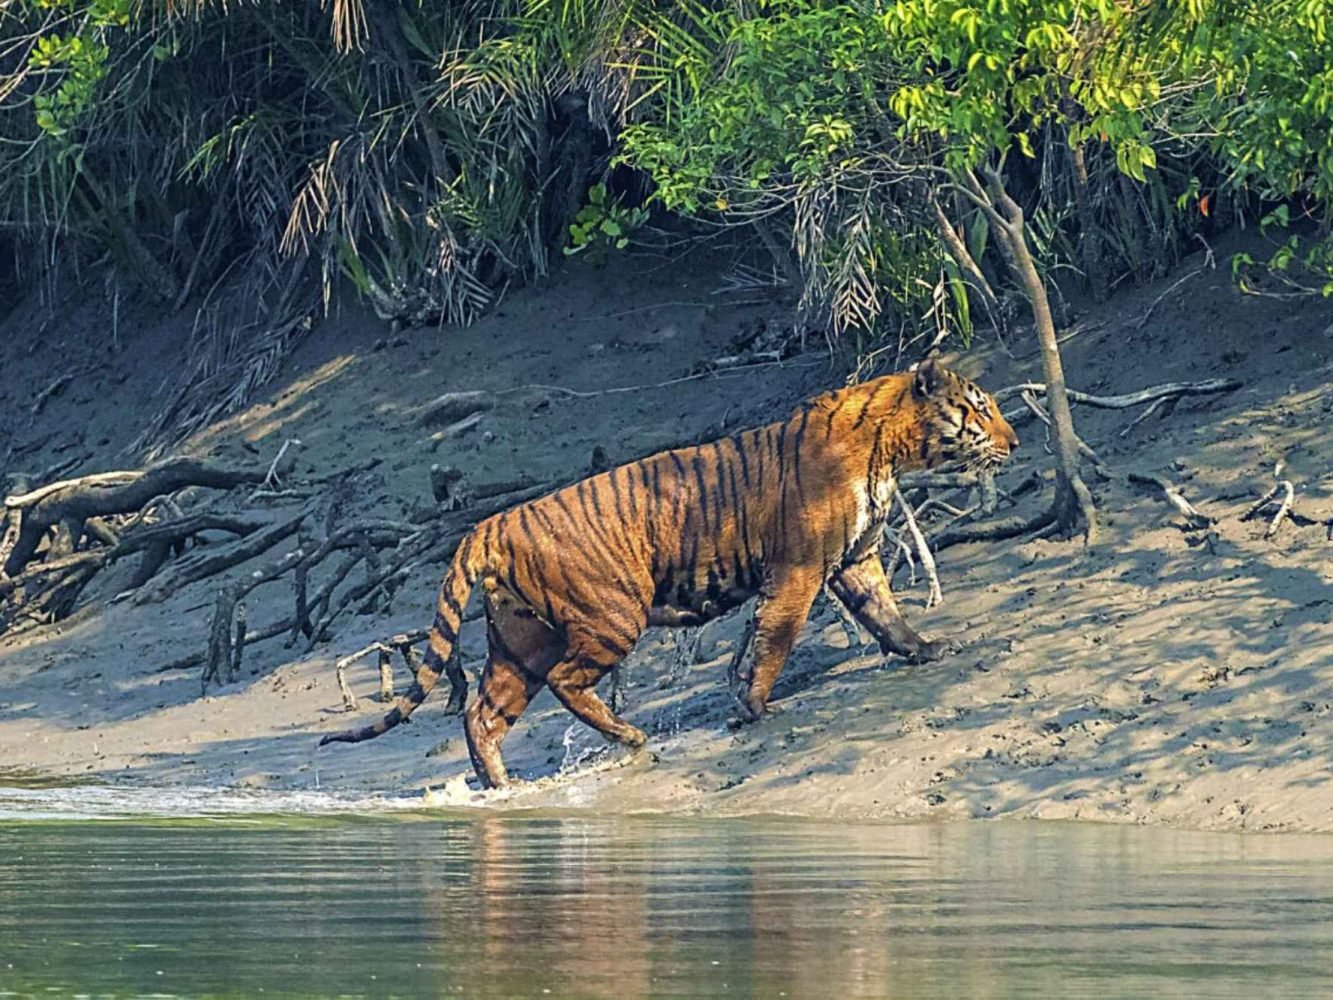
[{"xmin": 320, "ymin": 359, "xmax": 1018, "ymax": 788}]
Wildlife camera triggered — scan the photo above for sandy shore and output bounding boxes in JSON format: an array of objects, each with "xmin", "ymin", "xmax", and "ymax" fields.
[{"xmin": 1, "ymin": 240, "xmax": 1330, "ymax": 832}]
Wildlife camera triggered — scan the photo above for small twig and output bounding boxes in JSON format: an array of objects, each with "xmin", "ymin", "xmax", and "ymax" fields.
[
  {"xmin": 1264, "ymin": 481, "xmax": 1295, "ymax": 539},
  {"xmin": 229, "ymin": 601, "xmax": 248, "ymax": 683},
  {"xmin": 414, "ymin": 390, "xmax": 495, "ymax": 428},
  {"xmin": 887, "ymin": 530, "xmax": 918, "ymax": 586},
  {"xmin": 497, "ymin": 357, "xmax": 823, "ymax": 403},
  {"xmin": 1240, "ymin": 484, "xmax": 1282, "ymax": 523},
  {"xmin": 895, "ymin": 488, "xmax": 942, "ymax": 607},
  {"xmin": 1240, "ymin": 464, "xmax": 1299, "ymax": 539},
  {"xmin": 1135, "ymin": 269, "xmax": 1204, "ymax": 330},
  {"xmin": 249, "ymin": 439, "xmax": 303, "ymax": 500},
  {"xmin": 1127, "ymin": 473, "xmax": 1214, "ymax": 530},
  {"xmin": 994, "ymin": 378, "xmax": 1241, "ymax": 409},
  {"xmin": 377, "ymin": 647, "xmax": 394, "ymax": 703},
  {"xmin": 1119, "ymin": 396, "xmax": 1170, "ymax": 437},
  {"xmin": 912, "ymin": 498, "xmax": 970, "ymax": 520},
  {"xmin": 426, "ymin": 411, "xmax": 484, "ymax": 442},
  {"xmin": 30, "ymin": 366, "xmax": 95, "ymax": 417}
]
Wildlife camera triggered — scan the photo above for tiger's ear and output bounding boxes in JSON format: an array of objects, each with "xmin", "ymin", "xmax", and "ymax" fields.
[{"xmin": 912, "ymin": 357, "xmax": 941, "ymax": 399}]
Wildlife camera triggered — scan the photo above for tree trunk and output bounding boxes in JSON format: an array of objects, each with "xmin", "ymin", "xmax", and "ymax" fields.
[
  {"xmin": 1069, "ymin": 140, "xmax": 1108, "ymax": 302},
  {"xmin": 968, "ymin": 169, "xmax": 1097, "ymax": 543},
  {"xmin": 931, "ymin": 197, "xmax": 1007, "ymax": 334}
]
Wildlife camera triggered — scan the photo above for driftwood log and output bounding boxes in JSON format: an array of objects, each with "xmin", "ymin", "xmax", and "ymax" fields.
[
  {"xmin": 994, "ymin": 378, "xmax": 1241, "ymax": 410},
  {"xmin": 0, "ymin": 509, "xmax": 272, "ymax": 635},
  {"xmin": 134, "ymin": 513, "xmax": 308, "ymax": 605},
  {"xmin": 2, "ymin": 458, "xmax": 264, "ymax": 578}
]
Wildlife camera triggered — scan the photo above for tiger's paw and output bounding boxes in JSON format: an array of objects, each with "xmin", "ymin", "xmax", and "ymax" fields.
[
  {"xmin": 728, "ymin": 692, "xmax": 773, "ymax": 728},
  {"xmin": 906, "ymin": 638, "xmax": 955, "ymax": 663},
  {"xmin": 883, "ymin": 637, "xmax": 954, "ymax": 666}
]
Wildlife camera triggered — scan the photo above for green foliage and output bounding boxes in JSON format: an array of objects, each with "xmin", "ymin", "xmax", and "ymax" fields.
[
  {"xmin": 620, "ymin": 3, "xmax": 895, "ymax": 215},
  {"xmin": 880, "ymin": 1, "xmax": 1169, "ymax": 181},
  {"xmin": 4, "ymin": 0, "xmax": 1333, "ymax": 368},
  {"xmin": 565, "ymin": 183, "xmax": 649, "ymax": 258},
  {"xmin": 613, "ymin": 0, "xmax": 1217, "ymax": 340},
  {"xmin": 1181, "ymin": 1, "xmax": 1333, "ymax": 292}
]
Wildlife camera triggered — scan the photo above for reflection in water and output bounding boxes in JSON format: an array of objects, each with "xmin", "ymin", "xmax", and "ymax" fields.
[{"xmin": 1, "ymin": 809, "xmax": 1332, "ymax": 998}]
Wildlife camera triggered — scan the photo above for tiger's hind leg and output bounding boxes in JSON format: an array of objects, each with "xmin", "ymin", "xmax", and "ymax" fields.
[
  {"xmin": 465, "ymin": 656, "xmax": 544, "ymax": 789},
  {"xmin": 464, "ymin": 584, "xmax": 564, "ymax": 789},
  {"xmin": 546, "ymin": 630, "xmax": 648, "ymax": 751}
]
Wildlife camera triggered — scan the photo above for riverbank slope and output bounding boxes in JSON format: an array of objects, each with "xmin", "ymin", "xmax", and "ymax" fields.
[{"xmin": 1, "ymin": 236, "xmax": 1330, "ymax": 831}]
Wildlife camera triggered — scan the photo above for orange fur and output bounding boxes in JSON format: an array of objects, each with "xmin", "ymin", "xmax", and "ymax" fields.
[{"xmin": 321, "ymin": 360, "xmax": 1018, "ymax": 787}]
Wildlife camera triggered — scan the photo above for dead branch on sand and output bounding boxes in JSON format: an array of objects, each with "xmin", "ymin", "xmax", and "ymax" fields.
[
  {"xmin": 995, "ymin": 377, "xmax": 1241, "ymax": 411},
  {"xmin": 332, "ymin": 630, "xmax": 430, "ymax": 711},
  {"xmin": 1127, "ymin": 473, "xmax": 1213, "ymax": 530},
  {"xmin": 250, "ymin": 438, "xmax": 303, "ymax": 498},
  {"xmin": 2, "ymin": 458, "xmax": 264, "ymax": 579},
  {"xmin": 894, "ymin": 487, "xmax": 942, "ymax": 608},
  {"xmin": 1239, "ymin": 464, "xmax": 1326, "ymax": 540}
]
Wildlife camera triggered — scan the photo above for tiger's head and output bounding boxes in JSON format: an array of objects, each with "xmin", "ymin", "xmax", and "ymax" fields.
[{"xmin": 911, "ymin": 358, "xmax": 1019, "ymax": 474}]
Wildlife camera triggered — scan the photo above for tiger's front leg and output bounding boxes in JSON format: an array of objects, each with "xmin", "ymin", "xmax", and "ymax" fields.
[
  {"xmin": 826, "ymin": 552, "xmax": 949, "ymax": 664},
  {"xmin": 733, "ymin": 567, "xmax": 823, "ymax": 722}
]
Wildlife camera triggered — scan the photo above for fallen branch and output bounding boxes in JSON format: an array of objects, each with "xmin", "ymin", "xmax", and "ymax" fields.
[
  {"xmin": 995, "ymin": 378, "xmax": 1241, "ymax": 410},
  {"xmin": 1264, "ymin": 482, "xmax": 1294, "ymax": 539},
  {"xmin": 895, "ymin": 487, "xmax": 942, "ymax": 608},
  {"xmin": 415, "ymin": 390, "xmax": 495, "ymax": 427},
  {"xmin": 3, "ymin": 458, "xmax": 265, "ymax": 578},
  {"xmin": 931, "ymin": 503, "xmax": 1060, "ymax": 550},
  {"xmin": 135, "ymin": 513, "xmax": 307, "ymax": 605},
  {"xmin": 0, "ymin": 511, "xmax": 274, "ymax": 622},
  {"xmin": 4, "ymin": 457, "xmax": 263, "ymax": 517},
  {"xmin": 1127, "ymin": 473, "xmax": 1213, "ymax": 530},
  {"xmin": 332, "ymin": 628, "xmax": 431, "ymax": 711},
  {"xmin": 1241, "ymin": 473, "xmax": 1298, "ymax": 539},
  {"xmin": 117, "ymin": 512, "xmax": 269, "ymax": 552}
]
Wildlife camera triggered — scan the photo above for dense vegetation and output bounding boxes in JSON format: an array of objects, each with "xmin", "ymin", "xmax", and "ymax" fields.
[{"xmin": 1, "ymin": 1, "xmax": 1330, "ymax": 481}]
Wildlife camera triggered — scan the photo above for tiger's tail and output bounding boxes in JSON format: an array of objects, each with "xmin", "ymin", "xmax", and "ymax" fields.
[{"xmin": 319, "ymin": 533, "xmax": 483, "ymax": 746}]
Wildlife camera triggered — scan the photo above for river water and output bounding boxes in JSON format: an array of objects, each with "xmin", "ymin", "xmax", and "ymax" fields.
[{"xmin": 1, "ymin": 783, "xmax": 1331, "ymax": 998}]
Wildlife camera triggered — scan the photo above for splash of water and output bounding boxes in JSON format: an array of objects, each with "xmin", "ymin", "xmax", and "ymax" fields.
[
  {"xmin": 653, "ymin": 626, "xmax": 700, "ymax": 739},
  {"xmin": 559, "ymin": 721, "xmax": 610, "ymax": 773},
  {"xmin": 0, "ymin": 784, "xmax": 435, "ymax": 821}
]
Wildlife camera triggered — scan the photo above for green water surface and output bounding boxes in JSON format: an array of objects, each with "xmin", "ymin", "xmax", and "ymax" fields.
[{"xmin": 0, "ymin": 786, "xmax": 1331, "ymax": 998}]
